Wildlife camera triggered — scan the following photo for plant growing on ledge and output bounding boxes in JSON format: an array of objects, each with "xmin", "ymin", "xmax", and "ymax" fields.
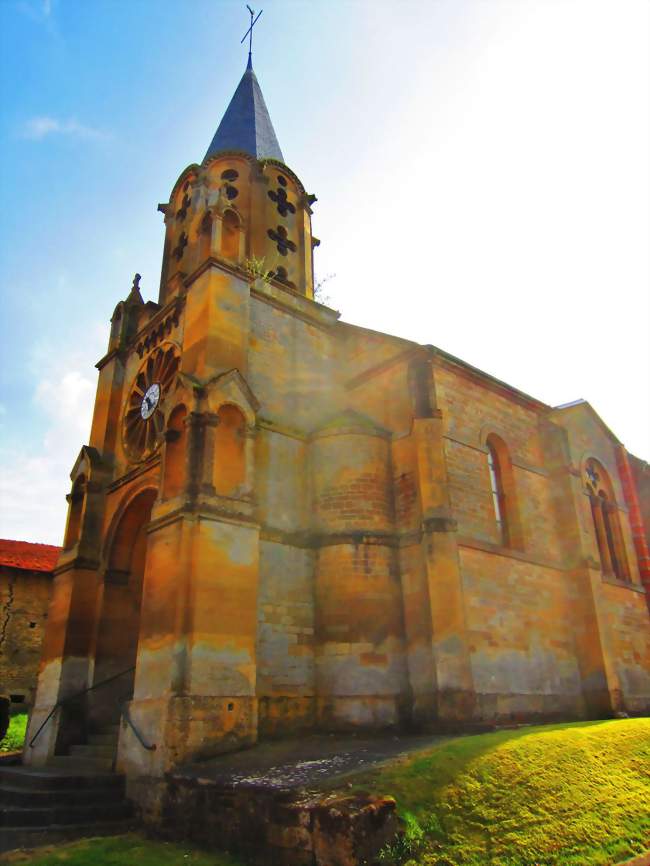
[
  {"xmin": 243, "ymin": 256, "xmax": 274, "ymax": 285},
  {"xmin": 314, "ymin": 272, "xmax": 335, "ymax": 305}
]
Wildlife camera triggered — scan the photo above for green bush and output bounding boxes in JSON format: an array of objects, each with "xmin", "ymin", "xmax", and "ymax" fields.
[{"xmin": 1, "ymin": 711, "xmax": 28, "ymax": 752}]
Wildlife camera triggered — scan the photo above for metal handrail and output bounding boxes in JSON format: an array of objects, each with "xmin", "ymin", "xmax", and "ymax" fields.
[
  {"xmin": 122, "ymin": 702, "xmax": 156, "ymax": 751},
  {"xmin": 29, "ymin": 665, "xmax": 136, "ymax": 748}
]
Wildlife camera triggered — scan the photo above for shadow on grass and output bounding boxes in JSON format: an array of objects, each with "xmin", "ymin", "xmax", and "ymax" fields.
[{"xmin": 350, "ymin": 719, "xmax": 614, "ymax": 794}]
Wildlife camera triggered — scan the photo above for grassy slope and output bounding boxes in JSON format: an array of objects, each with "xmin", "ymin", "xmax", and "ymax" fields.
[
  {"xmin": 5, "ymin": 835, "xmax": 245, "ymax": 866},
  {"xmin": 1, "ymin": 712, "xmax": 28, "ymax": 752},
  {"xmin": 350, "ymin": 719, "xmax": 650, "ymax": 866},
  {"xmin": 6, "ymin": 719, "xmax": 649, "ymax": 866}
]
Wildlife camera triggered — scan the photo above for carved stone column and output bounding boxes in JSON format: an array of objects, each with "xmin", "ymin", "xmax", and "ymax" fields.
[
  {"xmin": 243, "ymin": 424, "xmax": 257, "ymax": 496},
  {"xmin": 185, "ymin": 410, "xmax": 219, "ymax": 501}
]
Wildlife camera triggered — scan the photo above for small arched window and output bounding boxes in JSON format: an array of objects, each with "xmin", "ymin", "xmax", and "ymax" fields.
[
  {"xmin": 221, "ymin": 210, "xmax": 240, "ymax": 261},
  {"xmin": 64, "ymin": 475, "xmax": 86, "ymax": 550},
  {"xmin": 584, "ymin": 458, "xmax": 630, "ymax": 582},
  {"xmin": 487, "ymin": 440, "xmax": 508, "ymax": 546},
  {"xmin": 484, "ymin": 434, "xmax": 523, "ymax": 549}
]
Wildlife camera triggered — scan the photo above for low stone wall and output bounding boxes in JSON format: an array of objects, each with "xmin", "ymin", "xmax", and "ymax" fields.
[{"xmin": 132, "ymin": 774, "xmax": 400, "ymax": 866}]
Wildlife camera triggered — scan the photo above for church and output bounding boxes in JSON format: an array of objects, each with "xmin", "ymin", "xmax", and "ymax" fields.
[{"xmin": 24, "ymin": 51, "xmax": 650, "ymax": 789}]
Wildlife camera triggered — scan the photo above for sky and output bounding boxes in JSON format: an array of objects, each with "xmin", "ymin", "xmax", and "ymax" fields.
[{"xmin": 0, "ymin": 0, "xmax": 648, "ymax": 545}]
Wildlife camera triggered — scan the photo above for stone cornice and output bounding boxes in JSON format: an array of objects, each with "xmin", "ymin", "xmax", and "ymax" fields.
[
  {"xmin": 457, "ymin": 534, "xmax": 565, "ymax": 572},
  {"xmin": 133, "ymin": 296, "xmax": 185, "ymax": 358},
  {"xmin": 181, "ymin": 257, "xmax": 339, "ymax": 331},
  {"xmin": 601, "ymin": 575, "xmax": 646, "ymax": 595},
  {"xmin": 95, "ymin": 347, "xmax": 125, "ymax": 372},
  {"xmin": 259, "ymin": 519, "xmax": 460, "ymax": 550},
  {"xmin": 443, "ymin": 433, "xmax": 550, "ymax": 478},
  {"xmin": 148, "ymin": 503, "xmax": 259, "ymax": 535},
  {"xmin": 107, "ymin": 457, "xmax": 161, "ymax": 494},
  {"xmin": 53, "ymin": 554, "xmax": 101, "ymax": 577},
  {"xmin": 344, "ymin": 346, "xmax": 424, "ymax": 391},
  {"xmin": 427, "ymin": 346, "xmax": 549, "ymax": 413},
  {"xmin": 257, "ymin": 419, "xmax": 308, "ymax": 442},
  {"xmin": 250, "ymin": 281, "xmax": 339, "ymax": 331}
]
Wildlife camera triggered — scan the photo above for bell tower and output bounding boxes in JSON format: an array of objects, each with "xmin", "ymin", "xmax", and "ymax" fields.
[
  {"xmin": 158, "ymin": 57, "xmax": 317, "ymax": 312},
  {"xmin": 116, "ymin": 57, "xmax": 322, "ymax": 772},
  {"xmin": 25, "ymin": 44, "xmax": 324, "ymax": 777}
]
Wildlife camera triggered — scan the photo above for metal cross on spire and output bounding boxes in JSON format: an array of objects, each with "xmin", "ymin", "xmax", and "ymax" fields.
[{"xmin": 241, "ymin": 5, "xmax": 263, "ymax": 65}]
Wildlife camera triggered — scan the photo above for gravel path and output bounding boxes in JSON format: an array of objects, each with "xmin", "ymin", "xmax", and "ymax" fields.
[{"xmin": 173, "ymin": 732, "xmax": 450, "ymax": 791}]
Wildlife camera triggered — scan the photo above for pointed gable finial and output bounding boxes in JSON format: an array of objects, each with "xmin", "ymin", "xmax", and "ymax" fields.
[
  {"xmin": 127, "ymin": 272, "xmax": 144, "ymax": 305},
  {"xmin": 241, "ymin": 5, "xmax": 263, "ymax": 68}
]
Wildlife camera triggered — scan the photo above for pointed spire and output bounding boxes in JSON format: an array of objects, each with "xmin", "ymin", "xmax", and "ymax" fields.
[{"xmin": 204, "ymin": 61, "xmax": 284, "ymax": 163}]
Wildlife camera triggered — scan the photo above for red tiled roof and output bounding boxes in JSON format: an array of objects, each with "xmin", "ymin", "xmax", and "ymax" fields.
[{"xmin": 0, "ymin": 539, "xmax": 61, "ymax": 573}]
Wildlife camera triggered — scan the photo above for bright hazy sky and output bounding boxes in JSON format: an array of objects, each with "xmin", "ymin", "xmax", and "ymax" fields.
[{"xmin": 0, "ymin": 0, "xmax": 648, "ymax": 545}]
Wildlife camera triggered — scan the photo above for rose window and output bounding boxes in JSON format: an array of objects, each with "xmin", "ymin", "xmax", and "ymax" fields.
[{"xmin": 123, "ymin": 345, "xmax": 180, "ymax": 462}]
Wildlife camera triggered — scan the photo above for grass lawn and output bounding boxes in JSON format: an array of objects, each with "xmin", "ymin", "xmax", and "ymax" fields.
[
  {"xmin": 348, "ymin": 718, "xmax": 650, "ymax": 866},
  {"xmin": 1, "ymin": 712, "xmax": 28, "ymax": 752},
  {"xmin": 4, "ymin": 834, "xmax": 246, "ymax": 866}
]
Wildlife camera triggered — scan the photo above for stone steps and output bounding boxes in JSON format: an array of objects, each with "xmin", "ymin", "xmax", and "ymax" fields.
[
  {"xmin": 88, "ymin": 733, "xmax": 119, "ymax": 747},
  {"xmin": 1, "ymin": 801, "xmax": 131, "ymax": 827},
  {"xmin": 70, "ymin": 743, "xmax": 116, "ymax": 759},
  {"xmin": 0, "ymin": 784, "xmax": 123, "ymax": 808},
  {"xmin": 39, "ymin": 724, "xmax": 119, "ymax": 774},
  {"xmin": 1, "ymin": 819, "xmax": 134, "ymax": 852},
  {"xmin": 0, "ymin": 765, "xmax": 133, "ymax": 853},
  {"xmin": 48, "ymin": 755, "xmax": 114, "ymax": 771}
]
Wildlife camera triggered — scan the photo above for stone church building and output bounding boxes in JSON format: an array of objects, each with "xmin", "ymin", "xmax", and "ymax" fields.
[{"xmin": 25, "ymin": 58, "xmax": 650, "ymax": 784}]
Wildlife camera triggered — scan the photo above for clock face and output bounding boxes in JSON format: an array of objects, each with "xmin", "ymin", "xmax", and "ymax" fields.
[{"xmin": 140, "ymin": 383, "xmax": 160, "ymax": 420}]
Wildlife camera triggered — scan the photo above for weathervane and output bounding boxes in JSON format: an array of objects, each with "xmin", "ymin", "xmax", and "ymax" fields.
[{"xmin": 241, "ymin": 5, "xmax": 263, "ymax": 64}]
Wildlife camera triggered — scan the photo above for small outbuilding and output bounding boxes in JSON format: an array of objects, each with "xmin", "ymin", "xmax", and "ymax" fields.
[{"xmin": 0, "ymin": 540, "xmax": 59, "ymax": 709}]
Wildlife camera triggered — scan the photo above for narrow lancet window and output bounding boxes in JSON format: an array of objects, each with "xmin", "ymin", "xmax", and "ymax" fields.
[
  {"xmin": 487, "ymin": 442, "xmax": 508, "ymax": 546},
  {"xmin": 584, "ymin": 458, "xmax": 630, "ymax": 582}
]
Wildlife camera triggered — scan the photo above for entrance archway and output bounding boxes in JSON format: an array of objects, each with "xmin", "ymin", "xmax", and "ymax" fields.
[{"xmin": 90, "ymin": 489, "xmax": 156, "ymax": 726}]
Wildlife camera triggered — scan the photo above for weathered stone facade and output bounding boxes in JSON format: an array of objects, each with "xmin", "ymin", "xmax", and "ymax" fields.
[
  {"xmin": 24, "ymin": 59, "xmax": 650, "ymax": 796},
  {"xmin": 0, "ymin": 542, "xmax": 58, "ymax": 708}
]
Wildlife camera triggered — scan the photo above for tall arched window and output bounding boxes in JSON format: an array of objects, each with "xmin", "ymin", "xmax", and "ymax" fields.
[
  {"xmin": 487, "ymin": 440, "xmax": 508, "ymax": 546},
  {"xmin": 214, "ymin": 404, "xmax": 246, "ymax": 496},
  {"xmin": 584, "ymin": 458, "xmax": 630, "ymax": 582},
  {"xmin": 484, "ymin": 433, "xmax": 523, "ymax": 549},
  {"xmin": 162, "ymin": 404, "xmax": 187, "ymax": 499},
  {"xmin": 221, "ymin": 210, "xmax": 240, "ymax": 261}
]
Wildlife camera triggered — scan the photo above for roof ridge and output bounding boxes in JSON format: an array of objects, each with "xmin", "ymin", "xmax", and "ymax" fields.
[{"xmin": 0, "ymin": 539, "xmax": 61, "ymax": 573}]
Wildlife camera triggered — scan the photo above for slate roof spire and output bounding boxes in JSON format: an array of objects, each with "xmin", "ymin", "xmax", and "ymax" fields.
[{"xmin": 204, "ymin": 58, "xmax": 284, "ymax": 163}]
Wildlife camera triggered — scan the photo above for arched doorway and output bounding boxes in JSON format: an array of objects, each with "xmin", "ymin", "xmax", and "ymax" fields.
[{"xmin": 90, "ymin": 489, "xmax": 156, "ymax": 726}]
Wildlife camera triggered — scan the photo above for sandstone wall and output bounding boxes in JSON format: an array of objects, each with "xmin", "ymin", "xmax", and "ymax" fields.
[
  {"xmin": 257, "ymin": 540, "xmax": 316, "ymax": 735},
  {"xmin": 599, "ymin": 579, "xmax": 650, "ymax": 713},
  {"xmin": 0, "ymin": 567, "xmax": 51, "ymax": 707},
  {"xmin": 459, "ymin": 546, "xmax": 584, "ymax": 721},
  {"xmin": 248, "ymin": 294, "xmax": 342, "ymax": 432}
]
